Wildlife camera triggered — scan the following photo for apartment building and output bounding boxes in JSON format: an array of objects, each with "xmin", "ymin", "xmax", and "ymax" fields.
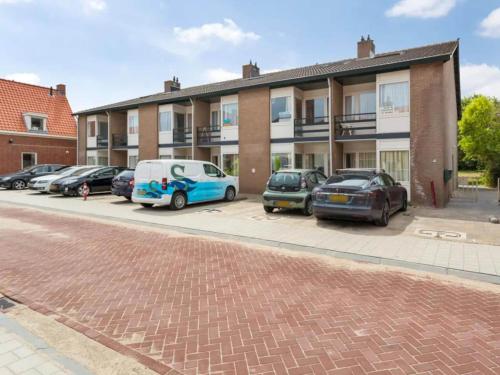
[
  {"xmin": 0, "ymin": 79, "xmax": 76, "ymax": 174},
  {"xmin": 74, "ymin": 37, "xmax": 460, "ymax": 207}
]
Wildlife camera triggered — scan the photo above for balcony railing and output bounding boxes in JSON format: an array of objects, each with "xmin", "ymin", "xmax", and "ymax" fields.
[
  {"xmin": 112, "ymin": 134, "xmax": 127, "ymax": 148},
  {"xmin": 334, "ymin": 113, "xmax": 376, "ymax": 138},
  {"xmin": 173, "ymin": 127, "xmax": 193, "ymax": 144},
  {"xmin": 294, "ymin": 116, "xmax": 329, "ymax": 139},
  {"xmin": 96, "ymin": 135, "xmax": 108, "ymax": 148},
  {"xmin": 197, "ymin": 126, "xmax": 221, "ymax": 145}
]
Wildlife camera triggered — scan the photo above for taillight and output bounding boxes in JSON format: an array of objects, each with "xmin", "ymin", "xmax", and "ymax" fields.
[
  {"xmin": 300, "ymin": 177, "xmax": 307, "ymax": 189},
  {"xmin": 129, "ymin": 177, "xmax": 134, "ymax": 188},
  {"xmin": 161, "ymin": 177, "xmax": 168, "ymax": 190}
]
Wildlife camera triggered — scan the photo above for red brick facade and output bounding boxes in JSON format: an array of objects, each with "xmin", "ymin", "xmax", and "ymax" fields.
[{"xmin": 0, "ymin": 134, "xmax": 76, "ymax": 174}]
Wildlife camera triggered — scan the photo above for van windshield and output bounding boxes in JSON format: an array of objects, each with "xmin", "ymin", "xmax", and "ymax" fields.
[{"xmin": 268, "ymin": 172, "xmax": 301, "ymax": 188}]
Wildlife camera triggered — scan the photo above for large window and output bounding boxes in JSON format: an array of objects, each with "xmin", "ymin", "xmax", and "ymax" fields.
[
  {"xmin": 87, "ymin": 156, "xmax": 97, "ymax": 166},
  {"xmin": 159, "ymin": 112, "xmax": 171, "ymax": 132},
  {"xmin": 222, "ymin": 103, "xmax": 238, "ymax": 126},
  {"xmin": 380, "ymin": 150, "xmax": 409, "ymax": 182},
  {"xmin": 379, "ymin": 82, "xmax": 409, "ymax": 114},
  {"xmin": 358, "ymin": 152, "xmax": 376, "ymax": 168},
  {"xmin": 271, "ymin": 96, "xmax": 291, "ymax": 123},
  {"xmin": 360, "ymin": 92, "xmax": 376, "ymax": 114},
  {"xmin": 223, "ymin": 154, "xmax": 239, "ymax": 176},
  {"xmin": 128, "ymin": 115, "xmax": 139, "ymax": 134},
  {"xmin": 128, "ymin": 155, "xmax": 139, "ymax": 169},
  {"xmin": 305, "ymin": 98, "xmax": 328, "ymax": 122},
  {"xmin": 272, "ymin": 153, "xmax": 292, "ymax": 171},
  {"xmin": 30, "ymin": 117, "xmax": 45, "ymax": 132},
  {"xmin": 97, "ymin": 156, "xmax": 109, "ymax": 166},
  {"xmin": 87, "ymin": 121, "xmax": 96, "ymax": 137}
]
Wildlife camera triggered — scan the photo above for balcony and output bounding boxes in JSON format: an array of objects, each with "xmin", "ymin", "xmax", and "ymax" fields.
[
  {"xmin": 173, "ymin": 127, "xmax": 193, "ymax": 145},
  {"xmin": 197, "ymin": 126, "xmax": 221, "ymax": 146},
  {"xmin": 334, "ymin": 113, "xmax": 376, "ymax": 140},
  {"xmin": 96, "ymin": 135, "xmax": 108, "ymax": 149},
  {"xmin": 112, "ymin": 134, "xmax": 127, "ymax": 149},
  {"xmin": 294, "ymin": 116, "xmax": 330, "ymax": 140}
]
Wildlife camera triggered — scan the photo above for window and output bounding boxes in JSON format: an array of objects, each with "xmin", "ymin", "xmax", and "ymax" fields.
[
  {"xmin": 159, "ymin": 112, "xmax": 171, "ymax": 132},
  {"xmin": 271, "ymin": 96, "xmax": 291, "ymax": 123},
  {"xmin": 379, "ymin": 82, "xmax": 409, "ymax": 114},
  {"xmin": 87, "ymin": 121, "xmax": 96, "ymax": 137},
  {"xmin": 87, "ymin": 156, "xmax": 97, "ymax": 165},
  {"xmin": 381, "ymin": 174, "xmax": 395, "ymax": 186},
  {"xmin": 344, "ymin": 96, "xmax": 355, "ymax": 115},
  {"xmin": 305, "ymin": 98, "xmax": 328, "ymax": 122},
  {"xmin": 360, "ymin": 92, "xmax": 376, "ymax": 114},
  {"xmin": 211, "ymin": 110, "xmax": 219, "ymax": 127},
  {"xmin": 30, "ymin": 117, "xmax": 44, "ymax": 131},
  {"xmin": 222, "ymin": 103, "xmax": 238, "ymax": 126},
  {"xmin": 128, "ymin": 155, "xmax": 139, "ymax": 169},
  {"xmin": 98, "ymin": 122, "xmax": 108, "ymax": 139},
  {"xmin": 380, "ymin": 150, "xmax": 409, "ymax": 182},
  {"xmin": 128, "ymin": 115, "xmax": 138, "ymax": 134},
  {"xmin": 21, "ymin": 153, "xmax": 37, "ymax": 169},
  {"xmin": 223, "ymin": 154, "xmax": 239, "ymax": 176},
  {"xmin": 203, "ymin": 164, "xmax": 222, "ymax": 177},
  {"xmin": 159, "ymin": 154, "xmax": 172, "ymax": 160},
  {"xmin": 345, "ymin": 153, "xmax": 356, "ymax": 168},
  {"xmin": 97, "ymin": 156, "xmax": 108, "ymax": 166},
  {"xmin": 358, "ymin": 152, "xmax": 376, "ymax": 168},
  {"xmin": 187, "ymin": 113, "xmax": 193, "ymax": 129},
  {"xmin": 271, "ymin": 153, "xmax": 291, "ymax": 171}
]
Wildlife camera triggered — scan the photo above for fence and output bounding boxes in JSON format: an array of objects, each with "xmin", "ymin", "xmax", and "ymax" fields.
[{"xmin": 454, "ymin": 176, "xmax": 479, "ymax": 202}]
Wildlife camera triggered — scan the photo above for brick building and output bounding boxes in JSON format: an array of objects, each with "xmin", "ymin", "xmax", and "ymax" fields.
[
  {"xmin": 74, "ymin": 37, "xmax": 460, "ymax": 207},
  {"xmin": 0, "ymin": 79, "xmax": 77, "ymax": 174}
]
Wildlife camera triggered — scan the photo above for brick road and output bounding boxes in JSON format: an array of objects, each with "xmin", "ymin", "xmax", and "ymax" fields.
[{"xmin": 0, "ymin": 206, "xmax": 499, "ymax": 375}]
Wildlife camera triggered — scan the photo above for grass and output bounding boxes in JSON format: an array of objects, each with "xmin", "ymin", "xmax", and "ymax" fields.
[{"xmin": 458, "ymin": 170, "xmax": 483, "ymax": 179}]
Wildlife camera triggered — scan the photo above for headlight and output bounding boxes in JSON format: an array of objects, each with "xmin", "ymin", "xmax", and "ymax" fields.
[{"xmin": 2, "ymin": 177, "xmax": 11, "ymax": 181}]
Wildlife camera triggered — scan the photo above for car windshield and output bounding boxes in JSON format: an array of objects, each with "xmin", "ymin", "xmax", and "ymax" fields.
[
  {"xmin": 118, "ymin": 170, "xmax": 134, "ymax": 178},
  {"xmin": 71, "ymin": 167, "xmax": 100, "ymax": 177},
  {"xmin": 56, "ymin": 167, "xmax": 78, "ymax": 176},
  {"xmin": 268, "ymin": 172, "xmax": 301, "ymax": 187}
]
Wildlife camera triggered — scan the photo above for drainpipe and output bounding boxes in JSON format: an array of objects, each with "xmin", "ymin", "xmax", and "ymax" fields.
[
  {"xmin": 327, "ymin": 78, "xmax": 333, "ymax": 175},
  {"xmin": 106, "ymin": 111, "xmax": 111, "ymax": 166},
  {"xmin": 75, "ymin": 115, "xmax": 79, "ymax": 165},
  {"xmin": 189, "ymin": 97, "xmax": 195, "ymax": 160}
]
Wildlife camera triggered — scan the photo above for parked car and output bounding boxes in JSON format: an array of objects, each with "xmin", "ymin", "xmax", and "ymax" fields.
[
  {"xmin": 132, "ymin": 159, "xmax": 238, "ymax": 209},
  {"xmin": 312, "ymin": 169, "xmax": 408, "ymax": 226},
  {"xmin": 262, "ymin": 169, "xmax": 327, "ymax": 216},
  {"xmin": 49, "ymin": 166, "xmax": 125, "ymax": 196},
  {"xmin": 0, "ymin": 164, "xmax": 68, "ymax": 190},
  {"xmin": 28, "ymin": 166, "xmax": 97, "ymax": 193},
  {"xmin": 111, "ymin": 169, "xmax": 135, "ymax": 200}
]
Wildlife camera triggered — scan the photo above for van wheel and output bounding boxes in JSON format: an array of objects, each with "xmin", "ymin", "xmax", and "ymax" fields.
[
  {"xmin": 264, "ymin": 206, "xmax": 274, "ymax": 213},
  {"xmin": 224, "ymin": 187, "xmax": 236, "ymax": 202},
  {"xmin": 375, "ymin": 201, "xmax": 390, "ymax": 226},
  {"xmin": 141, "ymin": 203, "xmax": 153, "ymax": 208},
  {"xmin": 170, "ymin": 191, "xmax": 186, "ymax": 210}
]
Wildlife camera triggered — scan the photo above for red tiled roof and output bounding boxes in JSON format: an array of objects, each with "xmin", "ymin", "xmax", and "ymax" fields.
[{"xmin": 0, "ymin": 79, "xmax": 76, "ymax": 137}]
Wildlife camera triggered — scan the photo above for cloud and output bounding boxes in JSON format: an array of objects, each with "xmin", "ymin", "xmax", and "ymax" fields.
[
  {"xmin": 82, "ymin": 0, "xmax": 106, "ymax": 13},
  {"xmin": 204, "ymin": 68, "xmax": 240, "ymax": 83},
  {"xmin": 386, "ymin": 0, "xmax": 456, "ymax": 19},
  {"xmin": 478, "ymin": 7, "xmax": 500, "ymax": 38},
  {"xmin": 2, "ymin": 73, "xmax": 41, "ymax": 85},
  {"xmin": 174, "ymin": 19, "xmax": 260, "ymax": 45},
  {"xmin": 461, "ymin": 64, "xmax": 500, "ymax": 98}
]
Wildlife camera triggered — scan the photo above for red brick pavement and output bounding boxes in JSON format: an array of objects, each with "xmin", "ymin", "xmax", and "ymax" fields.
[{"xmin": 0, "ymin": 206, "xmax": 499, "ymax": 375}]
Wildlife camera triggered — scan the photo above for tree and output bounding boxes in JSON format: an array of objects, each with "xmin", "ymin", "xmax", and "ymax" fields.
[{"xmin": 458, "ymin": 95, "xmax": 500, "ymax": 186}]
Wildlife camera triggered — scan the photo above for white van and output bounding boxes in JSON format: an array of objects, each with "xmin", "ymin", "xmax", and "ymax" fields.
[{"xmin": 132, "ymin": 159, "xmax": 239, "ymax": 209}]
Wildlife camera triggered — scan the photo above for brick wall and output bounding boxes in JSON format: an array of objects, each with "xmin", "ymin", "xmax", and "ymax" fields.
[
  {"xmin": 77, "ymin": 115, "xmax": 86, "ymax": 164},
  {"xmin": 410, "ymin": 62, "xmax": 448, "ymax": 207},
  {"xmin": 192, "ymin": 100, "xmax": 211, "ymax": 161},
  {"xmin": 239, "ymin": 87, "xmax": 270, "ymax": 194},
  {"xmin": 0, "ymin": 134, "xmax": 76, "ymax": 174},
  {"xmin": 139, "ymin": 104, "xmax": 158, "ymax": 160},
  {"xmin": 330, "ymin": 78, "xmax": 344, "ymax": 171}
]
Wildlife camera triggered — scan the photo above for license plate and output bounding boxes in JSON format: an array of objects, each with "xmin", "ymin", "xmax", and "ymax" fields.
[
  {"xmin": 330, "ymin": 194, "xmax": 348, "ymax": 203},
  {"xmin": 275, "ymin": 200, "xmax": 291, "ymax": 207}
]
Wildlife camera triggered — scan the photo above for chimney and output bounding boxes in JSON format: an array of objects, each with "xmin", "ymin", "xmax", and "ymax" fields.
[
  {"xmin": 164, "ymin": 76, "xmax": 181, "ymax": 92},
  {"xmin": 242, "ymin": 60, "xmax": 260, "ymax": 79},
  {"xmin": 357, "ymin": 35, "xmax": 375, "ymax": 58},
  {"xmin": 56, "ymin": 84, "xmax": 66, "ymax": 96}
]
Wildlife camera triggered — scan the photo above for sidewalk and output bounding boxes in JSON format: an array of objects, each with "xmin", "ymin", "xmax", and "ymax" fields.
[{"xmin": 0, "ymin": 190, "xmax": 499, "ymax": 284}]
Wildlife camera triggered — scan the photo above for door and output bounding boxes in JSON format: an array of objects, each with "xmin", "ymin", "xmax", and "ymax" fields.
[
  {"xmin": 382, "ymin": 174, "xmax": 402, "ymax": 210},
  {"xmin": 295, "ymin": 98, "xmax": 302, "ymax": 121},
  {"xmin": 91, "ymin": 167, "xmax": 114, "ymax": 192},
  {"xmin": 305, "ymin": 100, "xmax": 314, "ymax": 124},
  {"xmin": 202, "ymin": 163, "xmax": 225, "ymax": 200},
  {"xmin": 22, "ymin": 153, "xmax": 36, "ymax": 169},
  {"xmin": 345, "ymin": 153, "xmax": 356, "ymax": 169}
]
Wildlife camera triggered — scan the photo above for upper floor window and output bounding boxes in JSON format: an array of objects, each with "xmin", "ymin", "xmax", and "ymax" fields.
[
  {"xmin": 128, "ymin": 114, "xmax": 139, "ymax": 134},
  {"xmin": 345, "ymin": 92, "xmax": 375, "ymax": 115},
  {"xmin": 271, "ymin": 96, "xmax": 291, "ymax": 123},
  {"xmin": 305, "ymin": 98, "xmax": 328, "ymax": 122},
  {"xmin": 23, "ymin": 113, "xmax": 47, "ymax": 133},
  {"xmin": 222, "ymin": 103, "xmax": 238, "ymax": 126},
  {"xmin": 379, "ymin": 82, "xmax": 409, "ymax": 114},
  {"xmin": 87, "ymin": 120, "xmax": 96, "ymax": 137},
  {"xmin": 211, "ymin": 110, "xmax": 219, "ymax": 127},
  {"xmin": 187, "ymin": 113, "xmax": 193, "ymax": 130},
  {"xmin": 159, "ymin": 111, "xmax": 171, "ymax": 132}
]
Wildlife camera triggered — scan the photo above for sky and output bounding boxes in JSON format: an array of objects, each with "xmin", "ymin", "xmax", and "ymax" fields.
[{"xmin": 1, "ymin": 0, "xmax": 499, "ymax": 112}]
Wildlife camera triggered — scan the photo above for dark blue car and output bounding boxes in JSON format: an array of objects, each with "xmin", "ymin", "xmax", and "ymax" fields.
[
  {"xmin": 111, "ymin": 169, "xmax": 135, "ymax": 200},
  {"xmin": 312, "ymin": 169, "xmax": 408, "ymax": 226}
]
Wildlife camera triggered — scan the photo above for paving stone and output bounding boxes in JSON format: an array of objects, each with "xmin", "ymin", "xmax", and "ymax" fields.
[{"xmin": 0, "ymin": 207, "xmax": 499, "ymax": 374}]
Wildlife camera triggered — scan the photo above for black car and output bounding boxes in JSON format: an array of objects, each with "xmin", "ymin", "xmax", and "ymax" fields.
[
  {"xmin": 111, "ymin": 169, "xmax": 135, "ymax": 200},
  {"xmin": 0, "ymin": 164, "xmax": 68, "ymax": 190},
  {"xmin": 50, "ymin": 166, "xmax": 125, "ymax": 196},
  {"xmin": 312, "ymin": 169, "xmax": 408, "ymax": 226}
]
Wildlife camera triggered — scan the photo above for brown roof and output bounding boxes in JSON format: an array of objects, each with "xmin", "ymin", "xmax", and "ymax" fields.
[
  {"xmin": 75, "ymin": 39, "xmax": 459, "ymax": 115},
  {"xmin": 0, "ymin": 79, "xmax": 76, "ymax": 137}
]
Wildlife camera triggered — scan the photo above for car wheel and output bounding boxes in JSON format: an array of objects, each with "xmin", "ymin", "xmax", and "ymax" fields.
[
  {"xmin": 400, "ymin": 194, "xmax": 408, "ymax": 212},
  {"xmin": 125, "ymin": 196, "xmax": 132, "ymax": 201},
  {"xmin": 140, "ymin": 203, "xmax": 153, "ymax": 208},
  {"xmin": 302, "ymin": 198, "xmax": 313, "ymax": 216},
  {"xmin": 170, "ymin": 191, "xmax": 187, "ymax": 210},
  {"xmin": 12, "ymin": 180, "xmax": 26, "ymax": 190},
  {"xmin": 375, "ymin": 201, "xmax": 390, "ymax": 226},
  {"xmin": 77, "ymin": 185, "xmax": 88, "ymax": 197},
  {"xmin": 263, "ymin": 206, "xmax": 274, "ymax": 213},
  {"xmin": 224, "ymin": 187, "xmax": 236, "ymax": 202}
]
